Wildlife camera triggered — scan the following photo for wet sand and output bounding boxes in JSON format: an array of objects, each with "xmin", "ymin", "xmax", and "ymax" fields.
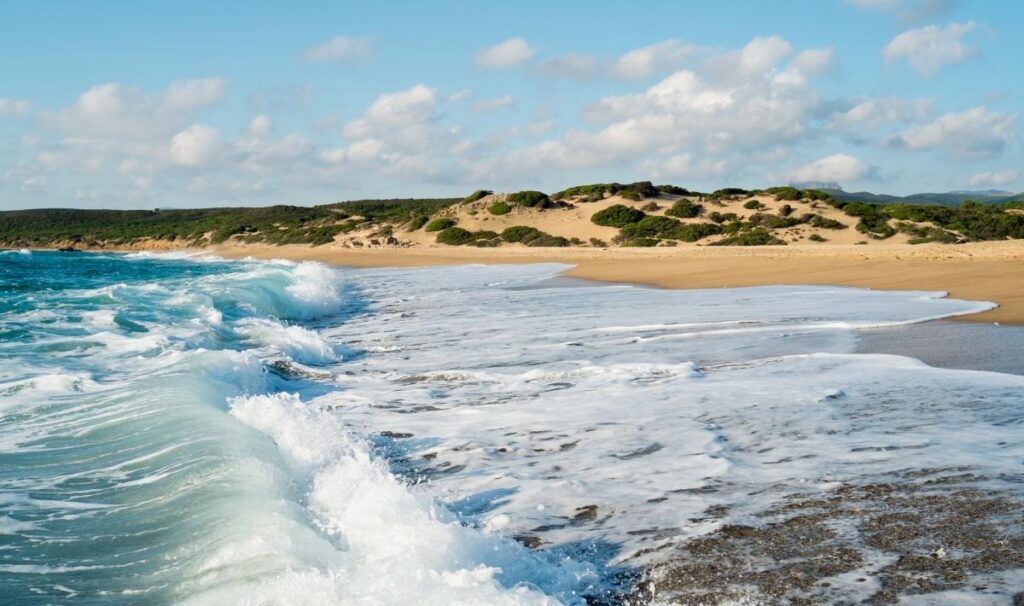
[
  {"xmin": 209, "ymin": 242, "xmax": 1024, "ymax": 324},
  {"xmin": 858, "ymin": 320, "xmax": 1024, "ymax": 376}
]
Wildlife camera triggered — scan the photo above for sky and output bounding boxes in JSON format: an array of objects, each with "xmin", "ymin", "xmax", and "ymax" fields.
[{"xmin": 0, "ymin": 0, "xmax": 1021, "ymax": 210}]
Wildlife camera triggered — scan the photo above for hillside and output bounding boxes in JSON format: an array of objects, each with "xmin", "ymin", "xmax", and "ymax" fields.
[
  {"xmin": 825, "ymin": 189, "xmax": 1024, "ymax": 207},
  {"xmin": 2, "ymin": 184, "xmax": 1024, "ymax": 252}
]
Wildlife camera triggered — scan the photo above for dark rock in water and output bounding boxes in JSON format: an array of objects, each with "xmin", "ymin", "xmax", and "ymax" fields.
[
  {"xmin": 573, "ymin": 505, "xmax": 599, "ymax": 522},
  {"xmin": 616, "ymin": 442, "xmax": 663, "ymax": 460},
  {"xmin": 1013, "ymin": 591, "xmax": 1024, "ymax": 606},
  {"xmin": 57, "ymin": 246, "xmax": 80, "ymax": 252},
  {"xmin": 379, "ymin": 430, "xmax": 414, "ymax": 439},
  {"xmin": 514, "ymin": 535, "xmax": 544, "ymax": 549},
  {"xmin": 267, "ymin": 360, "xmax": 333, "ymax": 380}
]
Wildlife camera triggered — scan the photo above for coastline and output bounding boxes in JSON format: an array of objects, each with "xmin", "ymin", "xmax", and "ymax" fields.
[{"xmin": 205, "ymin": 241, "xmax": 1024, "ymax": 324}]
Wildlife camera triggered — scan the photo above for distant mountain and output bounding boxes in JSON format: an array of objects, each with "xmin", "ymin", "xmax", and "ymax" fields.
[{"xmin": 821, "ymin": 189, "xmax": 1024, "ymax": 207}]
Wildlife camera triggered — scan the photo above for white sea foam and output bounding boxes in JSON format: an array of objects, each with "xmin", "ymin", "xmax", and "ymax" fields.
[
  {"xmin": 4, "ymin": 256, "xmax": 1021, "ymax": 605},
  {"xmin": 235, "ymin": 318, "xmax": 338, "ymax": 365},
  {"xmin": 190, "ymin": 392, "xmax": 601, "ymax": 605}
]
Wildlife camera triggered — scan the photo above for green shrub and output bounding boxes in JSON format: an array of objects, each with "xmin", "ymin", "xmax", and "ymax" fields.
[
  {"xmin": 712, "ymin": 228, "xmax": 785, "ymax": 246},
  {"xmin": 591, "ymin": 204, "xmax": 646, "ymax": 227},
  {"xmin": 809, "ymin": 215, "xmax": 847, "ymax": 230},
  {"xmin": 621, "ymin": 237, "xmax": 660, "ymax": 247},
  {"xmin": 435, "ymin": 227, "xmax": 476, "ymax": 245},
  {"xmin": 748, "ymin": 213, "xmax": 803, "ymax": 229},
  {"xmin": 462, "ymin": 190, "xmax": 492, "ymax": 204},
  {"xmin": 808, "ymin": 233, "xmax": 827, "ymax": 242},
  {"xmin": 425, "ymin": 218, "xmax": 457, "ymax": 232},
  {"xmin": 665, "ymin": 199, "xmax": 704, "ymax": 218},
  {"xmin": 708, "ymin": 212, "xmax": 738, "ymax": 224},
  {"xmin": 589, "ymin": 237, "xmax": 607, "ymax": 247},
  {"xmin": 501, "ymin": 225, "xmax": 543, "ymax": 243},
  {"xmin": 552, "ymin": 181, "xmax": 658, "ymax": 202},
  {"xmin": 671, "ymin": 222, "xmax": 724, "ymax": 242},
  {"xmin": 619, "ymin": 215, "xmax": 682, "ymax": 238},
  {"xmin": 328, "ymin": 198, "xmax": 460, "ymax": 223},
  {"xmin": 708, "ymin": 188, "xmax": 750, "ymax": 200},
  {"xmin": 525, "ymin": 233, "xmax": 569, "ymax": 247},
  {"xmin": 508, "ymin": 190, "xmax": 551, "ymax": 208},
  {"xmin": 780, "ymin": 204, "xmax": 794, "ymax": 217},
  {"xmin": 488, "ymin": 201, "xmax": 512, "ymax": 215},
  {"xmin": 407, "ymin": 215, "xmax": 429, "ymax": 230},
  {"xmin": 764, "ymin": 186, "xmax": 802, "ymax": 201},
  {"xmin": 656, "ymin": 185, "xmax": 694, "ymax": 196},
  {"xmin": 473, "ymin": 230, "xmax": 499, "ymax": 240},
  {"xmin": 743, "ymin": 200, "xmax": 765, "ymax": 210}
]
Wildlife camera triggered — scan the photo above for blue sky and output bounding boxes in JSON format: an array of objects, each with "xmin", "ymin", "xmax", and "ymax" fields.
[{"xmin": 0, "ymin": 0, "xmax": 1020, "ymax": 209}]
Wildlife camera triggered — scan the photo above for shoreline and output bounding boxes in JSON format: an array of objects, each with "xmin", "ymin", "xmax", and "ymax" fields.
[{"xmin": 204, "ymin": 241, "xmax": 1024, "ymax": 324}]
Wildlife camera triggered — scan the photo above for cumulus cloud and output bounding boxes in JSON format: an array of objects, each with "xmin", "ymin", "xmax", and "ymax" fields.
[
  {"xmin": 248, "ymin": 115, "xmax": 272, "ymax": 136},
  {"xmin": 792, "ymin": 47, "xmax": 836, "ymax": 75},
  {"xmin": 474, "ymin": 37, "xmax": 536, "ymax": 69},
  {"xmin": 613, "ymin": 39, "xmax": 699, "ymax": 79},
  {"xmin": 536, "ymin": 53, "xmax": 599, "ymax": 79},
  {"xmin": 303, "ymin": 36, "xmax": 373, "ymax": 63},
  {"xmin": 787, "ymin": 153, "xmax": 871, "ymax": 184},
  {"xmin": 829, "ymin": 97, "xmax": 933, "ymax": 132},
  {"xmin": 324, "ymin": 84, "xmax": 469, "ymax": 182},
  {"xmin": 890, "ymin": 106, "xmax": 1016, "ymax": 159},
  {"xmin": 638, "ymin": 154, "xmax": 728, "ymax": 180},
  {"xmin": 163, "ymin": 78, "xmax": 226, "ymax": 109},
  {"xmin": 0, "ymin": 98, "xmax": 32, "ymax": 117},
  {"xmin": 472, "ymin": 95, "xmax": 515, "ymax": 112},
  {"xmin": 884, "ymin": 21, "xmax": 980, "ymax": 77},
  {"xmin": 967, "ymin": 170, "xmax": 1019, "ymax": 188},
  {"xmin": 518, "ymin": 36, "xmax": 826, "ymax": 173},
  {"xmin": 43, "ymin": 78, "xmax": 225, "ymax": 138},
  {"xmin": 344, "ymin": 84, "xmax": 438, "ymax": 138},
  {"xmin": 170, "ymin": 124, "xmax": 222, "ymax": 167}
]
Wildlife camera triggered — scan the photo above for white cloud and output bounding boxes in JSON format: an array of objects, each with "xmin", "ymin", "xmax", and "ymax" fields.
[
  {"xmin": 170, "ymin": 124, "xmax": 222, "ymax": 167},
  {"xmin": 472, "ymin": 95, "xmax": 515, "ymax": 112},
  {"xmin": 787, "ymin": 153, "xmax": 870, "ymax": 183},
  {"xmin": 967, "ymin": 170, "xmax": 1019, "ymax": 188},
  {"xmin": 829, "ymin": 97, "xmax": 932, "ymax": 131},
  {"xmin": 248, "ymin": 115, "xmax": 272, "ymax": 136},
  {"xmin": 164, "ymin": 78, "xmax": 226, "ymax": 109},
  {"xmin": 884, "ymin": 22, "xmax": 979, "ymax": 77},
  {"xmin": 704, "ymin": 36, "xmax": 793, "ymax": 78},
  {"xmin": 521, "ymin": 36, "xmax": 827, "ymax": 173},
  {"xmin": 638, "ymin": 153, "xmax": 728, "ymax": 180},
  {"xmin": 792, "ymin": 47, "xmax": 836, "ymax": 75},
  {"xmin": 891, "ymin": 106, "xmax": 1016, "ymax": 159},
  {"xmin": 303, "ymin": 36, "xmax": 373, "ymax": 63},
  {"xmin": 613, "ymin": 40, "xmax": 698, "ymax": 79},
  {"xmin": 329, "ymin": 84, "xmax": 468, "ymax": 182},
  {"xmin": 474, "ymin": 37, "xmax": 536, "ymax": 69},
  {"xmin": 536, "ymin": 53, "xmax": 599, "ymax": 79},
  {"xmin": 345, "ymin": 84, "xmax": 437, "ymax": 138},
  {"xmin": 44, "ymin": 79, "xmax": 225, "ymax": 138},
  {"xmin": 0, "ymin": 98, "xmax": 32, "ymax": 117}
]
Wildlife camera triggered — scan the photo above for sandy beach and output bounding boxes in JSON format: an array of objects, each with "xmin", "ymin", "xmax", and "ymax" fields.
[{"xmin": 210, "ymin": 240, "xmax": 1024, "ymax": 324}]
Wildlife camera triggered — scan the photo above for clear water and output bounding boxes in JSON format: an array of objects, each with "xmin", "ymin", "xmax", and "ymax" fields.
[{"xmin": 1, "ymin": 250, "xmax": 1021, "ymax": 605}]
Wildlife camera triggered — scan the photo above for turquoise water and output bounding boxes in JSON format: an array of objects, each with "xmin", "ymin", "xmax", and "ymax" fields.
[
  {"xmin": 0, "ymin": 251, "xmax": 597, "ymax": 605},
  {"xmin": 2, "ymin": 250, "xmax": 1022, "ymax": 605}
]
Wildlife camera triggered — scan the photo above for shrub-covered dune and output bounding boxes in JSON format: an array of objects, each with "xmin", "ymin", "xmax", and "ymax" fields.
[{"xmin": 3, "ymin": 184, "xmax": 1022, "ymax": 251}]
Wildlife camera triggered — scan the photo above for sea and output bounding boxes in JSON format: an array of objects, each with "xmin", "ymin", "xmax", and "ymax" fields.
[{"xmin": 1, "ymin": 249, "xmax": 1022, "ymax": 605}]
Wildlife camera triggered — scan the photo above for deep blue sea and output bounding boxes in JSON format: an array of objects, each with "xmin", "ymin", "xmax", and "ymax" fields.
[{"xmin": 1, "ymin": 250, "xmax": 1021, "ymax": 605}]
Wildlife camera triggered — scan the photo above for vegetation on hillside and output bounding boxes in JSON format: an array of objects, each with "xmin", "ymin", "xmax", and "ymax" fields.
[{"xmin": 3, "ymin": 184, "xmax": 1023, "ymax": 250}]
